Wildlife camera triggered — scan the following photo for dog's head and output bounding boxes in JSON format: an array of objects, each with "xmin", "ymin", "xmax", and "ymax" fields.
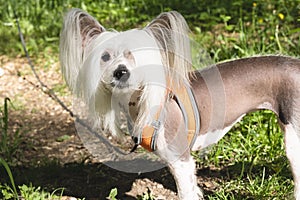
[
  {"xmin": 83, "ymin": 29, "xmax": 165, "ymax": 95},
  {"xmin": 60, "ymin": 9, "xmax": 192, "ymax": 137}
]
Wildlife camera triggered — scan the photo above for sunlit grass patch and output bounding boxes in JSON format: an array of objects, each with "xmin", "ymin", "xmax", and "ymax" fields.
[{"xmin": 195, "ymin": 111, "xmax": 293, "ymax": 199}]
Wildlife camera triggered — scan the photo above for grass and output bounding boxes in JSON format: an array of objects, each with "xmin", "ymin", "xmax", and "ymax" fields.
[
  {"xmin": 1, "ymin": 0, "xmax": 300, "ymax": 199},
  {"xmin": 0, "ymin": 181, "xmax": 64, "ymax": 200},
  {"xmin": 0, "ymin": 99, "xmax": 63, "ymax": 199},
  {"xmin": 1, "ymin": 0, "xmax": 300, "ymax": 57},
  {"xmin": 196, "ymin": 111, "xmax": 294, "ymax": 199}
]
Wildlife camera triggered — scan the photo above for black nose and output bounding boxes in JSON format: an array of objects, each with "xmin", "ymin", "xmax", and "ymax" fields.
[{"xmin": 113, "ymin": 64, "xmax": 130, "ymax": 81}]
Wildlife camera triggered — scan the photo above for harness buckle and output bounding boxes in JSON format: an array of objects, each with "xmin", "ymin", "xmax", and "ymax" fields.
[{"xmin": 151, "ymin": 120, "xmax": 161, "ymax": 130}]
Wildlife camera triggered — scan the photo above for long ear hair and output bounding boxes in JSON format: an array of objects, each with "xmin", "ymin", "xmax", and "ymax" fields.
[
  {"xmin": 59, "ymin": 8, "xmax": 105, "ymax": 92},
  {"xmin": 144, "ymin": 11, "xmax": 193, "ymax": 89},
  {"xmin": 60, "ymin": 9, "xmax": 120, "ymax": 136},
  {"xmin": 131, "ymin": 11, "xmax": 193, "ymax": 139}
]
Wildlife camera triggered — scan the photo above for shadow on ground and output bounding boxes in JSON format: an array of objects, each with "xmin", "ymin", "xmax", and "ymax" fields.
[{"xmin": 0, "ymin": 163, "xmax": 176, "ymax": 199}]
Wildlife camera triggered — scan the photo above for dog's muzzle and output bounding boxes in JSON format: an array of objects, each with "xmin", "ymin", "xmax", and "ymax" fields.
[{"xmin": 113, "ymin": 64, "xmax": 130, "ymax": 83}]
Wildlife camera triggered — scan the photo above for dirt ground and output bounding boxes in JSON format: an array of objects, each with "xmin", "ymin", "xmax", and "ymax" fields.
[{"xmin": 0, "ymin": 55, "xmax": 219, "ymax": 199}]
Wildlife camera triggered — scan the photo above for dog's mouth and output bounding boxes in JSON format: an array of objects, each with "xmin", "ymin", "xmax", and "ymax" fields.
[
  {"xmin": 110, "ymin": 81, "xmax": 130, "ymax": 89},
  {"xmin": 101, "ymin": 80, "xmax": 130, "ymax": 92}
]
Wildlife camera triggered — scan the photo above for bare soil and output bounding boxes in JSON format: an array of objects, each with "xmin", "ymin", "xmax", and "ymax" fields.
[{"xmin": 0, "ymin": 55, "xmax": 219, "ymax": 199}]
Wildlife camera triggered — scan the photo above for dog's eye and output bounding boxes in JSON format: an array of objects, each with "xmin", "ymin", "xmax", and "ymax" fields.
[{"xmin": 101, "ymin": 52, "xmax": 111, "ymax": 62}]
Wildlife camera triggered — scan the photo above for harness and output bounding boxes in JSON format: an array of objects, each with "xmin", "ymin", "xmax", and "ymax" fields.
[{"xmin": 130, "ymin": 83, "xmax": 200, "ymax": 152}]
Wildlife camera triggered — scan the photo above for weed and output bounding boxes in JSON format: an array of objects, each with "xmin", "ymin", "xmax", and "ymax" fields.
[
  {"xmin": 0, "ymin": 158, "xmax": 18, "ymax": 199},
  {"xmin": 0, "ymin": 183, "xmax": 64, "ymax": 200},
  {"xmin": 107, "ymin": 188, "xmax": 118, "ymax": 200},
  {"xmin": 0, "ymin": 98, "xmax": 23, "ymax": 163},
  {"xmin": 19, "ymin": 184, "xmax": 62, "ymax": 200},
  {"xmin": 107, "ymin": 187, "xmax": 155, "ymax": 200},
  {"xmin": 137, "ymin": 188, "xmax": 155, "ymax": 200}
]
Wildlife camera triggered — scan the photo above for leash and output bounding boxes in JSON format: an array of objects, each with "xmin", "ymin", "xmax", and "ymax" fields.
[{"xmin": 13, "ymin": 10, "xmax": 129, "ymax": 156}]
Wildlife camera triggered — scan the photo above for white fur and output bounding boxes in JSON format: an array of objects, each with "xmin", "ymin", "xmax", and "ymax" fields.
[
  {"xmin": 155, "ymin": 121, "xmax": 203, "ymax": 200},
  {"xmin": 59, "ymin": 8, "xmax": 105, "ymax": 91},
  {"xmin": 285, "ymin": 124, "xmax": 300, "ymax": 200},
  {"xmin": 169, "ymin": 156, "xmax": 203, "ymax": 200},
  {"xmin": 192, "ymin": 101, "xmax": 281, "ymax": 154},
  {"xmin": 59, "ymin": 9, "xmax": 193, "ymax": 139},
  {"xmin": 192, "ymin": 102, "xmax": 275, "ymax": 151},
  {"xmin": 192, "ymin": 115, "xmax": 245, "ymax": 151}
]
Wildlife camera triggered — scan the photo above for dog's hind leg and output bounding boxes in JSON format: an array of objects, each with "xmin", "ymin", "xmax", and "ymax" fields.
[{"xmin": 284, "ymin": 124, "xmax": 300, "ymax": 200}]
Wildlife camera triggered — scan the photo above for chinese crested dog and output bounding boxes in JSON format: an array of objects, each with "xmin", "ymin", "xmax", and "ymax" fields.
[{"xmin": 60, "ymin": 9, "xmax": 300, "ymax": 200}]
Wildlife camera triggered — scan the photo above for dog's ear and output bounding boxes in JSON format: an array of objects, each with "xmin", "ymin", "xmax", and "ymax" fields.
[
  {"xmin": 60, "ymin": 9, "xmax": 105, "ymax": 91},
  {"xmin": 77, "ymin": 10, "xmax": 106, "ymax": 49},
  {"xmin": 64, "ymin": 9, "xmax": 105, "ymax": 47},
  {"xmin": 146, "ymin": 11, "xmax": 186, "ymax": 35},
  {"xmin": 145, "ymin": 11, "xmax": 192, "ymax": 87}
]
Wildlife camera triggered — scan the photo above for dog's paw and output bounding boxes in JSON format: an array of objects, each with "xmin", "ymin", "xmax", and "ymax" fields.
[{"xmin": 196, "ymin": 186, "xmax": 204, "ymax": 200}]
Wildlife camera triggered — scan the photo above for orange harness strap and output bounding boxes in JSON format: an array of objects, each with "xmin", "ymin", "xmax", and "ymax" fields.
[{"xmin": 139, "ymin": 84, "xmax": 200, "ymax": 152}]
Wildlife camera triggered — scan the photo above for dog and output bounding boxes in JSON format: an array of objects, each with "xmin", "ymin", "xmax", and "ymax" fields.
[{"xmin": 60, "ymin": 9, "xmax": 300, "ymax": 200}]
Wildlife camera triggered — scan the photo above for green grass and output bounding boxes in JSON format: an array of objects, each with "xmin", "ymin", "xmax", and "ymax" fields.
[
  {"xmin": 1, "ymin": 0, "xmax": 300, "ymax": 57},
  {"xmin": 1, "ymin": 0, "xmax": 300, "ymax": 199},
  {"xmin": 195, "ymin": 111, "xmax": 294, "ymax": 199},
  {"xmin": 0, "ymin": 100, "xmax": 66, "ymax": 199},
  {"xmin": 0, "ymin": 182, "xmax": 64, "ymax": 200}
]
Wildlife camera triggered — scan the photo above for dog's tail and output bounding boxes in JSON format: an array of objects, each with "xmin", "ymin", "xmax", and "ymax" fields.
[
  {"xmin": 59, "ymin": 8, "xmax": 105, "ymax": 92},
  {"xmin": 145, "ymin": 11, "xmax": 193, "ymax": 89}
]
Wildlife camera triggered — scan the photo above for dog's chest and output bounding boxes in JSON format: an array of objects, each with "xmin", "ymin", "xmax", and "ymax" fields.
[{"xmin": 128, "ymin": 91, "xmax": 141, "ymax": 121}]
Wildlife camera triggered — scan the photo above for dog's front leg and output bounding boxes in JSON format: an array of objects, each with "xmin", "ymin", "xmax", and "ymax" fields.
[
  {"xmin": 156, "ymin": 99, "xmax": 203, "ymax": 200},
  {"xmin": 168, "ymin": 155, "xmax": 203, "ymax": 200},
  {"xmin": 156, "ymin": 142, "xmax": 203, "ymax": 199}
]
